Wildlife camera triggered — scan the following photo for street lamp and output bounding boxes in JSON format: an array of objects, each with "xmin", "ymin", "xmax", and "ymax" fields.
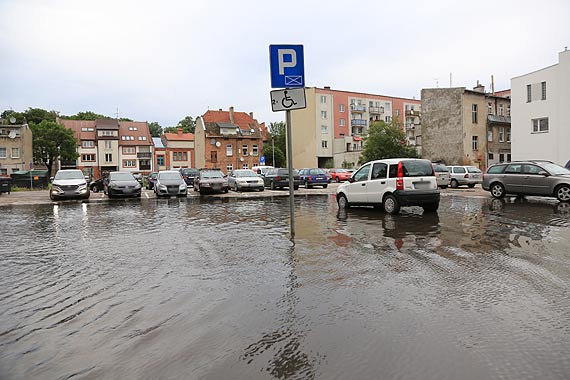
[{"xmin": 272, "ymin": 136, "xmax": 275, "ymax": 166}]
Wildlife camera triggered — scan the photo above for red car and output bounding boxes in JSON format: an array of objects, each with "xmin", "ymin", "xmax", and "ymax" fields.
[{"xmin": 329, "ymin": 168, "xmax": 353, "ymax": 182}]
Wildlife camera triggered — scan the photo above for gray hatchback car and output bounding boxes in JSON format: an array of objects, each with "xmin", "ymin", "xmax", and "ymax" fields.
[{"xmin": 482, "ymin": 161, "xmax": 570, "ymax": 202}]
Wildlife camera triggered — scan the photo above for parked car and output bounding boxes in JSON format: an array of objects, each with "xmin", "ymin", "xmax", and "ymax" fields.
[
  {"xmin": 132, "ymin": 173, "xmax": 143, "ymax": 185},
  {"xmin": 254, "ymin": 166, "xmax": 274, "ymax": 176},
  {"xmin": 447, "ymin": 165, "xmax": 483, "ymax": 188},
  {"xmin": 262, "ymin": 168, "xmax": 300, "ymax": 190},
  {"xmin": 228, "ymin": 169, "xmax": 264, "ymax": 192},
  {"xmin": 299, "ymin": 168, "xmax": 329, "ymax": 188},
  {"xmin": 432, "ymin": 163, "xmax": 451, "ymax": 189},
  {"xmin": 50, "ymin": 169, "xmax": 90, "ymax": 201},
  {"xmin": 482, "ymin": 160, "xmax": 570, "ymax": 202},
  {"xmin": 322, "ymin": 169, "xmax": 332, "ymax": 183},
  {"xmin": 146, "ymin": 172, "xmax": 158, "ymax": 190},
  {"xmin": 194, "ymin": 168, "xmax": 229, "ymax": 194},
  {"xmin": 336, "ymin": 158, "xmax": 440, "ymax": 214},
  {"xmin": 154, "ymin": 170, "xmax": 188, "ymax": 198},
  {"xmin": 104, "ymin": 171, "xmax": 142, "ymax": 198},
  {"xmin": 329, "ymin": 168, "xmax": 353, "ymax": 183},
  {"xmin": 180, "ymin": 168, "xmax": 198, "ymax": 186},
  {"xmin": 89, "ymin": 177, "xmax": 105, "ymax": 192}
]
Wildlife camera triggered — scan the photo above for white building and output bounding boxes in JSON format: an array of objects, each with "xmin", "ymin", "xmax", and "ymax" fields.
[{"xmin": 511, "ymin": 49, "xmax": 570, "ymax": 166}]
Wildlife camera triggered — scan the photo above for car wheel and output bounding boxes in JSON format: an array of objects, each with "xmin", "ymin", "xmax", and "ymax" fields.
[
  {"xmin": 234, "ymin": 183, "xmax": 239, "ymax": 192},
  {"xmin": 224, "ymin": 188, "xmax": 228, "ymax": 193},
  {"xmin": 270, "ymin": 181, "xmax": 276, "ymax": 190},
  {"xmin": 91, "ymin": 186, "xmax": 99, "ymax": 193},
  {"xmin": 337, "ymin": 193, "xmax": 350, "ymax": 209},
  {"xmin": 555, "ymin": 184, "xmax": 570, "ymax": 202},
  {"xmin": 450, "ymin": 179, "xmax": 459, "ymax": 188},
  {"xmin": 423, "ymin": 203, "xmax": 439, "ymax": 213},
  {"xmin": 468, "ymin": 184, "xmax": 475, "ymax": 188},
  {"xmin": 293, "ymin": 185, "xmax": 299, "ymax": 190},
  {"xmin": 49, "ymin": 193, "xmax": 56, "ymax": 201},
  {"xmin": 490, "ymin": 182, "xmax": 506, "ymax": 199},
  {"xmin": 335, "ymin": 177, "xmax": 340, "ymax": 183},
  {"xmin": 259, "ymin": 187, "xmax": 264, "ymax": 192},
  {"xmin": 383, "ymin": 194, "xmax": 400, "ymax": 215},
  {"xmin": 323, "ymin": 184, "xmax": 328, "ymax": 189}
]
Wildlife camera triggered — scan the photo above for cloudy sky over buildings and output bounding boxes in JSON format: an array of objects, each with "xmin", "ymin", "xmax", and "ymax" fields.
[{"xmin": 1, "ymin": 0, "xmax": 568, "ymax": 127}]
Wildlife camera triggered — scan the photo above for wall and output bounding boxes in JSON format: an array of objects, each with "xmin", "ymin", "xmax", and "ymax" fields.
[
  {"xmin": 462, "ymin": 91, "xmax": 488, "ymax": 168},
  {"xmin": 194, "ymin": 118, "xmax": 206, "ymax": 168},
  {"xmin": 291, "ymin": 87, "xmax": 318, "ymax": 168}
]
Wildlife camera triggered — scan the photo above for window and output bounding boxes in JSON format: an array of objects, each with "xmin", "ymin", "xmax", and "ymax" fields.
[
  {"xmin": 499, "ymin": 104, "xmax": 504, "ymax": 116},
  {"xmin": 488, "ymin": 153, "xmax": 494, "ymax": 160},
  {"xmin": 226, "ymin": 144, "xmax": 233, "ymax": 156},
  {"xmin": 121, "ymin": 135, "xmax": 135, "ymax": 141},
  {"xmin": 499, "ymin": 127, "xmax": 504, "ymax": 142},
  {"xmin": 371, "ymin": 163, "xmax": 387, "ymax": 180},
  {"xmin": 128, "ymin": 127, "xmax": 138, "ymax": 131},
  {"xmin": 339, "ymin": 104, "xmax": 345, "ymax": 112},
  {"xmin": 320, "ymin": 95, "xmax": 327, "ymax": 103},
  {"xmin": 0, "ymin": 168, "xmax": 7, "ymax": 175},
  {"xmin": 499, "ymin": 153, "xmax": 505, "ymax": 162},
  {"xmin": 123, "ymin": 160, "xmax": 136, "ymax": 168},
  {"xmin": 385, "ymin": 116, "xmax": 391, "ymax": 122},
  {"xmin": 173, "ymin": 152, "xmax": 187, "ymax": 161},
  {"xmin": 527, "ymin": 84, "xmax": 532, "ymax": 102},
  {"xmin": 139, "ymin": 160, "xmax": 150, "ymax": 170},
  {"xmin": 252, "ymin": 144, "xmax": 258, "ymax": 156},
  {"xmin": 507, "ymin": 154, "xmax": 511, "ymax": 161},
  {"xmin": 321, "ymin": 111, "xmax": 327, "ymax": 119},
  {"xmin": 123, "ymin": 147, "xmax": 136, "ymax": 154},
  {"xmin": 0, "ymin": 147, "xmax": 6, "ymax": 158},
  {"xmin": 507, "ymin": 105, "xmax": 511, "ymax": 116},
  {"xmin": 242, "ymin": 144, "xmax": 248, "ymax": 155},
  {"xmin": 541, "ymin": 81, "xmax": 546, "ymax": 100},
  {"xmin": 339, "ymin": 118, "xmax": 345, "ymax": 127},
  {"xmin": 471, "ymin": 104, "xmax": 478, "ymax": 124},
  {"xmin": 321, "ymin": 125, "xmax": 328, "ymax": 134},
  {"xmin": 105, "ymin": 153, "xmax": 113, "ymax": 162},
  {"xmin": 138, "ymin": 136, "xmax": 147, "ymax": 141},
  {"xmin": 11, "ymin": 148, "xmax": 19, "ymax": 158},
  {"xmin": 81, "ymin": 127, "xmax": 94, "ymax": 132},
  {"xmin": 506, "ymin": 129, "xmax": 511, "ymax": 142},
  {"xmin": 226, "ymin": 163, "xmax": 233, "ymax": 172},
  {"xmin": 488, "ymin": 102, "xmax": 493, "ymax": 114},
  {"xmin": 532, "ymin": 118, "xmax": 549, "ymax": 133},
  {"xmin": 82, "ymin": 140, "xmax": 95, "ymax": 148},
  {"xmin": 100, "ymin": 130, "xmax": 114, "ymax": 136},
  {"xmin": 353, "ymin": 164, "xmax": 370, "ymax": 182},
  {"xmin": 321, "ymin": 140, "xmax": 328, "ymax": 148},
  {"xmin": 505, "ymin": 163, "xmax": 522, "ymax": 174},
  {"xmin": 487, "ymin": 130, "xmax": 493, "ymax": 142},
  {"xmin": 472, "ymin": 136, "xmax": 478, "ymax": 150},
  {"xmin": 242, "ymin": 163, "xmax": 249, "ymax": 169},
  {"xmin": 104, "ymin": 141, "xmax": 112, "ymax": 149},
  {"xmin": 157, "ymin": 155, "xmax": 164, "ymax": 166},
  {"xmin": 395, "ymin": 109, "xmax": 400, "ymax": 117},
  {"xmin": 82, "ymin": 154, "xmax": 95, "ymax": 161},
  {"xmin": 211, "ymin": 151, "xmax": 217, "ymax": 163}
]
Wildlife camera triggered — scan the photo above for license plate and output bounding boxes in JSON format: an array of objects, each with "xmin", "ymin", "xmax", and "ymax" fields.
[{"xmin": 413, "ymin": 181, "xmax": 431, "ymax": 190}]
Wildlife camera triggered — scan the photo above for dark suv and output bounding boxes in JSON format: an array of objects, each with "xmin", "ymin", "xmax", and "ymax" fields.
[
  {"xmin": 482, "ymin": 160, "xmax": 570, "ymax": 202},
  {"xmin": 193, "ymin": 169, "xmax": 229, "ymax": 194},
  {"xmin": 180, "ymin": 168, "xmax": 198, "ymax": 186},
  {"xmin": 262, "ymin": 168, "xmax": 301, "ymax": 190}
]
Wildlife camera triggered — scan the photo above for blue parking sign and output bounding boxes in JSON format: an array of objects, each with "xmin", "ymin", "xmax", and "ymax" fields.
[
  {"xmin": 269, "ymin": 45, "xmax": 304, "ymax": 88},
  {"xmin": 260, "ymin": 155, "xmax": 266, "ymax": 165}
]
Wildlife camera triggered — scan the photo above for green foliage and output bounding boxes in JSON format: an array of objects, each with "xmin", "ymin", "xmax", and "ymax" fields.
[
  {"xmin": 1, "ymin": 108, "xmax": 57, "ymax": 124},
  {"xmin": 30, "ymin": 120, "xmax": 79, "ymax": 175},
  {"xmin": 359, "ymin": 121, "xmax": 418, "ymax": 164},
  {"xmin": 148, "ymin": 121, "xmax": 163, "ymax": 137},
  {"xmin": 262, "ymin": 121, "xmax": 287, "ymax": 167},
  {"xmin": 60, "ymin": 111, "xmax": 108, "ymax": 120},
  {"xmin": 176, "ymin": 116, "xmax": 196, "ymax": 133}
]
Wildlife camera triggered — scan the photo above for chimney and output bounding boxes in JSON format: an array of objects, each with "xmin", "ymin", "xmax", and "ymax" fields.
[
  {"xmin": 473, "ymin": 80, "xmax": 485, "ymax": 93},
  {"xmin": 249, "ymin": 112, "xmax": 254, "ymax": 119},
  {"xmin": 177, "ymin": 128, "xmax": 183, "ymax": 135},
  {"xmin": 229, "ymin": 106, "xmax": 235, "ymax": 124},
  {"xmin": 324, "ymin": 86, "xmax": 331, "ymax": 90}
]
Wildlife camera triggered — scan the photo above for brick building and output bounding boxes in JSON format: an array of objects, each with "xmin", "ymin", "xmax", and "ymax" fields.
[{"xmin": 161, "ymin": 129, "xmax": 195, "ymax": 169}]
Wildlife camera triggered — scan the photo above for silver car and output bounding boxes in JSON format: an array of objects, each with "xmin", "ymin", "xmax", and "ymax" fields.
[
  {"xmin": 50, "ymin": 169, "xmax": 90, "ymax": 201},
  {"xmin": 482, "ymin": 161, "xmax": 570, "ymax": 202},
  {"xmin": 447, "ymin": 165, "xmax": 483, "ymax": 188},
  {"xmin": 228, "ymin": 169, "xmax": 264, "ymax": 192},
  {"xmin": 432, "ymin": 163, "xmax": 450, "ymax": 189},
  {"xmin": 154, "ymin": 170, "xmax": 188, "ymax": 198}
]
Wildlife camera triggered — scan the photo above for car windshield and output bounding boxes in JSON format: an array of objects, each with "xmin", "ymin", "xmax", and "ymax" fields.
[
  {"xmin": 433, "ymin": 164, "xmax": 448, "ymax": 172},
  {"xmin": 159, "ymin": 172, "xmax": 182, "ymax": 180},
  {"xmin": 235, "ymin": 170, "xmax": 257, "ymax": 178},
  {"xmin": 335, "ymin": 169, "xmax": 348, "ymax": 173},
  {"xmin": 467, "ymin": 167, "xmax": 482, "ymax": 173},
  {"xmin": 110, "ymin": 173, "xmax": 135, "ymax": 181},
  {"xmin": 311, "ymin": 169, "xmax": 325, "ymax": 175},
  {"xmin": 401, "ymin": 160, "xmax": 434, "ymax": 177},
  {"xmin": 181, "ymin": 169, "xmax": 197, "ymax": 176},
  {"xmin": 54, "ymin": 171, "xmax": 84, "ymax": 180},
  {"xmin": 201, "ymin": 171, "xmax": 223, "ymax": 179},
  {"xmin": 541, "ymin": 162, "xmax": 570, "ymax": 175}
]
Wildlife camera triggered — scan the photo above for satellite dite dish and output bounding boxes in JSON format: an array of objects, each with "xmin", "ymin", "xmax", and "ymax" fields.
[
  {"xmin": 9, "ymin": 117, "xmax": 16, "ymax": 124},
  {"xmin": 215, "ymin": 141, "xmax": 221, "ymax": 148},
  {"xmin": 8, "ymin": 129, "xmax": 17, "ymax": 139}
]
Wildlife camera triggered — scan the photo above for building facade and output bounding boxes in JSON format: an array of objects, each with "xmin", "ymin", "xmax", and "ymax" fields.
[
  {"xmin": 421, "ymin": 85, "xmax": 511, "ymax": 171},
  {"xmin": 161, "ymin": 129, "xmax": 195, "ymax": 169},
  {"xmin": 290, "ymin": 87, "xmax": 421, "ymax": 169},
  {"xmin": 0, "ymin": 123, "xmax": 33, "ymax": 175},
  {"xmin": 511, "ymin": 49, "xmax": 570, "ymax": 166},
  {"xmin": 152, "ymin": 137, "xmax": 167, "ymax": 172},
  {"xmin": 60, "ymin": 118, "xmax": 153, "ymax": 179},
  {"xmin": 195, "ymin": 107, "xmax": 266, "ymax": 172}
]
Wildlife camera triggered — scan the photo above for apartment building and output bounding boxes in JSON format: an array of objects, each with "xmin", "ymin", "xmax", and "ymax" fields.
[
  {"xmin": 195, "ymin": 107, "xmax": 266, "ymax": 172},
  {"xmin": 61, "ymin": 118, "xmax": 153, "ymax": 178},
  {"xmin": 511, "ymin": 49, "xmax": 570, "ymax": 166},
  {"xmin": 421, "ymin": 84, "xmax": 511, "ymax": 171},
  {"xmin": 290, "ymin": 87, "xmax": 421, "ymax": 169},
  {"xmin": 161, "ymin": 129, "xmax": 195, "ymax": 169},
  {"xmin": 0, "ymin": 122, "xmax": 33, "ymax": 175}
]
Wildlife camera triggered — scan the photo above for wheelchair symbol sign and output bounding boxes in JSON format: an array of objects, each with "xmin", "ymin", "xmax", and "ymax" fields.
[{"xmin": 270, "ymin": 88, "xmax": 306, "ymax": 112}]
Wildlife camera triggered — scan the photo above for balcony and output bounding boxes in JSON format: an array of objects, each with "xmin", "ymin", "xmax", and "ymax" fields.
[
  {"xmin": 369, "ymin": 106, "xmax": 384, "ymax": 114},
  {"xmin": 350, "ymin": 104, "xmax": 366, "ymax": 113},
  {"xmin": 137, "ymin": 152, "xmax": 152, "ymax": 159},
  {"xmin": 351, "ymin": 119, "xmax": 367, "ymax": 127},
  {"xmin": 405, "ymin": 109, "xmax": 420, "ymax": 117},
  {"xmin": 487, "ymin": 115, "xmax": 511, "ymax": 124},
  {"xmin": 405, "ymin": 123, "xmax": 415, "ymax": 130}
]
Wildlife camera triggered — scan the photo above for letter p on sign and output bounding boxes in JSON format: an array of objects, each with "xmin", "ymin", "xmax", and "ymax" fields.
[{"xmin": 270, "ymin": 44, "xmax": 305, "ymax": 88}]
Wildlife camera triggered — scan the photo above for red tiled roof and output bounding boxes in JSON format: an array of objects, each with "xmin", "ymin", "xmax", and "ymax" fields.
[
  {"xmin": 164, "ymin": 130, "xmax": 194, "ymax": 141},
  {"xmin": 119, "ymin": 121, "xmax": 152, "ymax": 146},
  {"xmin": 59, "ymin": 120, "xmax": 96, "ymax": 144},
  {"xmin": 203, "ymin": 110, "xmax": 258, "ymax": 130}
]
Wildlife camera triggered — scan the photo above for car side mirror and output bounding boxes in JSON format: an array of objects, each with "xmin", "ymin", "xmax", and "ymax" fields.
[
  {"xmin": 50, "ymin": 176, "xmax": 54, "ymax": 182},
  {"xmin": 348, "ymin": 177, "xmax": 355, "ymax": 183},
  {"xmin": 538, "ymin": 171, "xmax": 549, "ymax": 176}
]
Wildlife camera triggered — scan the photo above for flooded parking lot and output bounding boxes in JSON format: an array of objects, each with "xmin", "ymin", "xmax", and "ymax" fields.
[{"xmin": 1, "ymin": 195, "xmax": 569, "ymax": 380}]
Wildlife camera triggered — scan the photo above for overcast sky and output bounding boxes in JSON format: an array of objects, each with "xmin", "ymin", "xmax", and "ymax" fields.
[{"xmin": 1, "ymin": 0, "xmax": 568, "ymax": 127}]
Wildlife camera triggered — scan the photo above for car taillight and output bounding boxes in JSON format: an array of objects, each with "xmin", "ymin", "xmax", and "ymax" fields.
[
  {"xmin": 276, "ymin": 176, "xmax": 281, "ymax": 181},
  {"xmin": 309, "ymin": 176, "xmax": 313, "ymax": 180},
  {"xmin": 397, "ymin": 162, "xmax": 404, "ymax": 190},
  {"xmin": 464, "ymin": 173, "xmax": 469, "ymax": 178}
]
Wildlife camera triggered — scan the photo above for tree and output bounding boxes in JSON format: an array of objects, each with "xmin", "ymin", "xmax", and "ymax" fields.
[
  {"xmin": 359, "ymin": 121, "xmax": 418, "ymax": 164},
  {"xmin": 177, "ymin": 116, "xmax": 196, "ymax": 133},
  {"xmin": 30, "ymin": 120, "xmax": 79, "ymax": 175},
  {"xmin": 148, "ymin": 121, "xmax": 163, "ymax": 137},
  {"xmin": 60, "ymin": 111, "xmax": 108, "ymax": 120},
  {"xmin": 262, "ymin": 121, "xmax": 287, "ymax": 167},
  {"xmin": 24, "ymin": 108, "xmax": 58, "ymax": 124}
]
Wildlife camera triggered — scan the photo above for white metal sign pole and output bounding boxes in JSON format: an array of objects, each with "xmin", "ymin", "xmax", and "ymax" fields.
[{"xmin": 286, "ymin": 109, "xmax": 295, "ymax": 238}]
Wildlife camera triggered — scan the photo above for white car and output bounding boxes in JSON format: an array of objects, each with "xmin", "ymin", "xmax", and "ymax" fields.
[
  {"xmin": 447, "ymin": 165, "xmax": 483, "ymax": 188},
  {"xmin": 228, "ymin": 169, "xmax": 265, "ymax": 192},
  {"xmin": 336, "ymin": 158, "xmax": 440, "ymax": 214}
]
